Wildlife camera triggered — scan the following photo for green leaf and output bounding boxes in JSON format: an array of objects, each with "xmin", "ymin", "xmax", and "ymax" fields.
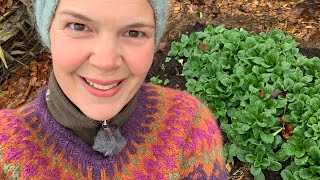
[
  {"xmin": 309, "ymin": 97, "xmax": 320, "ymax": 111},
  {"xmin": 301, "ymin": 75, "xmax": 313, "ymax": 83},
  {"xmin": 236, "ymin": 123, "xmax": 251, "ymax": 133},
  {"xmin": 261, "ymin": 158, "xmax": 271, "ymax": 167},
  {"xmin": 252, "ymin": 66, "xmax": 260, "ymax": 74},
  {"xmin": 253, "ymin": 57, "xmax": 270, "ymax": 68},
  {"xmin": 265, "ymin": 49, "xmax": 279, "ymax": 65},
  {"xmin": 257, "ymin": 44, "xmax": 267, "ymax": 55},
  {"xmin": 293, "ymin": 83, "xmax": 305, "ymax": 93},
  {"xmin": 220, "ymin": 77, "xmax": 233, "ymax": 87},
  {"xmin": 299, "ymin": 168, "xmax": 313, "ymax": 180},
  {"xmin": 282, "ymin": 42, "xmax": 294, "ymax": 51},
  {"xmin": 249, "ymin": 85, "xmax": 259, "ymax": 93},
  {"xmin": 277, "ymin": 149, "xmax": 290, "ymax": 162},
  {"xmin": 281, "ymin": 61, "xmax": 291, "ymax": 71},
  {"xmin": 273, "ymin": 135, "xmax": 282, "ymax": 147},
  {"xmin": 281, "ymin": 169, "xmax": 294, "ymax": 180},
  {"xmin": 261, "ymin": 73, "xmax": 271, "ymax": 83},
  {"xmin": 284, "ymin": 78, "xmax": 294, "ymax": 90},
  {"xmin": 295, "ymin": 150, "xmax": 306, "ymax": 158},
  {"xmin": 255, "ymin": 170, "xmax": 266, "ymax": 180},
  {"xmin": 245, "ymin": 154, "xmax": 255, "ymax": 163},
  {"xmin": 256, "ymin": 144, "xmax": 266, "ymax": 154},
  {"xmin": 269, "ymin": 161, "xmax": 282, "ymax": 171},
  {"xmin": 264, "ymin": 84, "xmax": 274, "ymax": 98},
  {"xmin": 180, "ymin": 34, "xmax": 189, "ymax": 44},
  {"xmin": 276, "ymin": 99, "xmax": 287, "ymax": 108},
  {"xmin": 228, "ymin": 144, "xmax": 239, "ymax": 156},
  {"xmin": 250, "ymin": 166, "xmax": 262, "ymax": 176},
  {"xmin": 282, "ymin": 143, "xmax": 295, "ymax": 156},
  {"xmin": 294, "ymin": 68, "xmax": 304, "ymax": 81},
  {"xmin": 260, "ymin": 132, "xmax": 274, "ymax": 144},
  {"xmin": 257, "ymin": 121, "xmax": 268, "ymax": 128},
  {"xmin": 293, "ymin": 171, "xmax": 301, "ymax": 180},
  {"xmin": 308, "ymin": 146, "xmax": 320, "ymax": 160},
  {"xmin": 295, "ymin": 156, "xmax": 308, "ymax": 166},
  {"xmin": 311, "ymin": 124, "xmax": 320, "ymax": 132}
]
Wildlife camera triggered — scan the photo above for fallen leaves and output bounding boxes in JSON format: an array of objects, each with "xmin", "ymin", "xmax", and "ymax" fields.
[
  {"xmin": 296, "ymin": 0, "xmax": 320, "ymax": 19},
  {"xmin": 280, "ymin": 107, "xmax": 294, "ymax": 140},
  {"xmin": 157, "ymin": 41, "xmax": 168, "ymax": 52},
  {"xmin": 303, "ymin": 29, "xmax": 320, "ymax": 42},
  {"xmin": 198, "ymin": 43, "xmax": 210, "ymax": 52},
  {"xmin": 0, "ymin": 53, "xmax": 51, "ymax": 109},
  {"xmin": 0, "ymin": 0, "xmax": 13, "ymax": 16}
]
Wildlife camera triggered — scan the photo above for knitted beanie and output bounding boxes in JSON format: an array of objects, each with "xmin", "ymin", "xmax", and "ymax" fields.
[{"xmin": 34, "ymin": 0, "xmax": 168, "ymax": 48}]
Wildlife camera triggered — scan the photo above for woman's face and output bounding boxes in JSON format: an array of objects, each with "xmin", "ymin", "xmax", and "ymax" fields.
[{"xmin": 49, "ymin": 0, "xmax": 155, "ymax": 120}]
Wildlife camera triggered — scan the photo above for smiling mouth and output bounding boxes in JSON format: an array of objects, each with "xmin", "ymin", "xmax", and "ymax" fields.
[{"xmin": 84, "ymin": 78, "xmax": 121, "ymax": 90}]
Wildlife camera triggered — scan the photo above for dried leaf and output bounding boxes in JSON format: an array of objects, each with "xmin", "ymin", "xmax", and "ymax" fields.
[
  {"xmin": 0, "ymin": 27, "xmax": 19, "ymax": 42},
  {"xmin": 198, "ymin": 43, "xmax": 210, "ymax": 52},
  {"xmin": 303, "ymin": 30, "xmax": 320, "ymax": 42},
  {"xmin": 158, "ymin": 41, "xmax": 167, "ymax": 51},
  {"xmin": 270, "ymin": 89, "xmax": 283, "ymax": 99},
  {"xmin": 0, "ymin": 45, "xmax": 8, "ymax": 68},
  {"xmin": 18, "ymin": 77, "xmax": 28, "ymax": 85},
  {"xmin": 199, "ymin": 11, "xmax": 204, "ymax": 19},
  {"xmin": 226, "ymin": 163, "xmax": 232, "ymax": 173},
  {"xmin": 29, "ymin": 76, "xmax": 37, "ymax": 87},
  {"xmin": 30, "ymin": 60, "xmax": 38, "ymax": 77},
  {"xmin": 178, "ymin": 59, "xmax": 184, "ymax": 65},
  {"xmin": 282, "ymin": 122, "xmax": 294, "ymax": 140},
  {"xmin": 10, "ymin": 50, "xmax": 26, "ymax": 55},
  {"xmin": 260, "ymin": 88, "xmax": 264, "ymax": 99}
]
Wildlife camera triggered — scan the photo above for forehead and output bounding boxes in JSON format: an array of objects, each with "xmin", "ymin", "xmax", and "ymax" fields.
[
  {"xmin": 54, "ymin": 0, "xmax": 154, "ymax": 25},
  {"xmin": 55, "ymin": 0, "xmax": 153, "ymax": 14}
]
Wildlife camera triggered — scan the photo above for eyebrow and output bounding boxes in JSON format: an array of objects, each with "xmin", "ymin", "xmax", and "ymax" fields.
[
  {"xmin": 60, "ymin": 10, "xmax": 94, "ymax": 22},
  {"xmin": 59, "ymin": 10, "xmax": 155, "ymax": 29},
  {"xmin": 126, "ymin": 23, "xmax": 155, "ymax": 29}
]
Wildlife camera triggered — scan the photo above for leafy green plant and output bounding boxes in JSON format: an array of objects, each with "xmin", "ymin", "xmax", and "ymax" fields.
[
  {"xmin": 168, "ymin": 25, "xmax": 320, "ymax": 179},
  {"xmin": 150, "ymin": 76, "xmax": 170, "ymax": 86}
]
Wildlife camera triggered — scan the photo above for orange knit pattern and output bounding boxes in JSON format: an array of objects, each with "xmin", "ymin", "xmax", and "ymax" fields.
[{"xmin": 0, "ymin": 84, "xmax": 227, "ymax": 179}]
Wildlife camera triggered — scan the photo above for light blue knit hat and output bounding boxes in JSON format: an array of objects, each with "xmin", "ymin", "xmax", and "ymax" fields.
[{"xmin": 34, "ymin": 0, "xmax": 168, "ymax": 48}]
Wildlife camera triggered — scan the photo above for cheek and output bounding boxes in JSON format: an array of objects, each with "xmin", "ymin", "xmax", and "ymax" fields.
[
  {"xmin": 50, "ymin": 34, "xmax": 90, "ymax": 72},
  {"xmin": 125, "ymin": 44, "xmax": 154, "ymax": 75}
]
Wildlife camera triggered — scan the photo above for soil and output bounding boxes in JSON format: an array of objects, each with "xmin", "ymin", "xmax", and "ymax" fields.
[{"xmin": 0, "ymin": 0, "xmax": 320, "ymax": 179}]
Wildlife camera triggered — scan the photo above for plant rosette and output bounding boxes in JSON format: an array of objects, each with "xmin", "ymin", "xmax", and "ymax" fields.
[{"xmin": 168, "ymin": 25, "xmax": 320, "ymax": 179}]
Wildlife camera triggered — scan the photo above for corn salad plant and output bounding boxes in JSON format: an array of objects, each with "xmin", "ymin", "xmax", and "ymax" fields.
[{"xmin": 168, "ymin": 25, "xmax": 320, "ymax": 180}]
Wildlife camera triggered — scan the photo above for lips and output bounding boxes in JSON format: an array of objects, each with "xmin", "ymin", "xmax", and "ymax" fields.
[
  {"xmin": 81, "ymin": 76, "xmax": 125, "ymax": 97},
  {"xmin": 84, "ymin": 78, "xmax": 120, "ymax": 90}
]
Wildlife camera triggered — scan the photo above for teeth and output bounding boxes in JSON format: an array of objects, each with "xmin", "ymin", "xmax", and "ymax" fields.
[{"xmin": 85, "ymin": 79, "xmax": 119, "ymax": 90}]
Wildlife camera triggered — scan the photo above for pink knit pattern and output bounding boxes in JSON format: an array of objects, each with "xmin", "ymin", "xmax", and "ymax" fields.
[{"xmin": 0, "ymin": 84, "xmax": 227, "ymax": 179}]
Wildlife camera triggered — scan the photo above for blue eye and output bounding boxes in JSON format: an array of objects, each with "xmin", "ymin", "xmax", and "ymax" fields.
[{"xmin": 68, "ymin": 23, "xmax": 90, "ymax": 31}]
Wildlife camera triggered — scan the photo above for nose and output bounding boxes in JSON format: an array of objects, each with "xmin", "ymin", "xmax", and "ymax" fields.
[{"xmin": 88, "ymin": 37, "xmax": 122, "ymax": 70}]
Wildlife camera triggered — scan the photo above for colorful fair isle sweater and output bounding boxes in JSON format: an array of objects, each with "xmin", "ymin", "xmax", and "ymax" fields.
[{"xmin": 0, "ymin": 84, "xmax": 227, "ymax": 180}]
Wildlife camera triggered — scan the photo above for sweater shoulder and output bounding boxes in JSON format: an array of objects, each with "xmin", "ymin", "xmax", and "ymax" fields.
[
  {"xmin": 0, "ymin": 102, "xmax": 35, "ymax": 126},
  {"xmin": 143, "ymin": 83, "xmax": 214, "ymax": 118},
  {"xmin": 142, "ymin": 84, "xmax": 226, "ymax": 179},
  {"xmin": 143, "ymin": 83, "xmax": 204, "ymax": 105},
  {"xmin": 0, "ymin": 101, "xmax": 38, "ymax": 139}
]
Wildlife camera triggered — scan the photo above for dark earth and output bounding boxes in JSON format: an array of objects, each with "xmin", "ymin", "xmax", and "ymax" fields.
[{"xmin": 0, "ymin": 0, "xmax": 320, "ymax": 179}]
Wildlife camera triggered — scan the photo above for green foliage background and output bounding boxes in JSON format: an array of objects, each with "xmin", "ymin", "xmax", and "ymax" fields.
[{"xmin": 168, "ymin": 25, "xmax": 320, "ymax": 180}]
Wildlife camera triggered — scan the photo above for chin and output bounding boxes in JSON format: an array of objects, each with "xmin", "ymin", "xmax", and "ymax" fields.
[
  {"xmin": 86, "ymin": 113, "xmax": 116, "ymax": 121},
  {"xmin": 81, "ymin": 108, "xmax": 120, "ymax": 121}
]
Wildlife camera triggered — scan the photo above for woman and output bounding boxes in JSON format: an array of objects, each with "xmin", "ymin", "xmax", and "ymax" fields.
[{"xmin": 0, "ymin": 0, "xmax": 227, "ymax": 179}]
